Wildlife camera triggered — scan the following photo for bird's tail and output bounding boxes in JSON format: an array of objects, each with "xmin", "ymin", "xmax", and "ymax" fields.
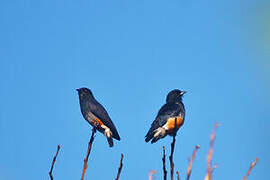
[
  {"xmin": 107, "ymin": 137, "xmax": 114, "ymax": 147},
  {"xmin": 145, "ymin": 132, "xmax": 154, "ymax": 142},
  {"xmin": 150, "ymin": 127, "xmax": 167, "ymax": 143},
  {"xmin": 151, "ymin": 136, "xmax": 160, "ymax": 143}
]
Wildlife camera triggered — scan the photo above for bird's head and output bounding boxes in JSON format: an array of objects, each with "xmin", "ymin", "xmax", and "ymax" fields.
[
  {"xmin": 76, "ymin": 87, "xmax": 93, "ymax": 98},
  {"xmin": 166, "ymin": 89, "xmax": 186, "ymax": 103}
]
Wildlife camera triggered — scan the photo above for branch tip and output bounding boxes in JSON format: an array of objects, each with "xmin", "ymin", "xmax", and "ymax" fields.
[
  {"xmin": 176, "ymin": 171, "xmax": 180, "ymax": 180},
  {"xmin": 115, "ymin": 153, "xmax": 124, "ymax": 180},
  {"xmin": 49, "ymin": 144, "xmax": 61, "ymax": 180},
  {"xmin": 205, "ymin": 123, "xmax": 219, "ymax": 180},
  {"xmin": 162, "ymin": 146, "xmax": 167, "ymax": 180},
  {"xmin": 186, "ymin": 144, "xmax": 200, "ymax": 180},
  {"xmin": 81, "ymin": 127, "xmax": 96, "ymax": 180},
  {"xmin": 242, "ymin": 157, "xmax": 259, "ymax": 180},
  {"xmin": 149, "ymin": 170, "xmax": 156, "ymax": 180}
]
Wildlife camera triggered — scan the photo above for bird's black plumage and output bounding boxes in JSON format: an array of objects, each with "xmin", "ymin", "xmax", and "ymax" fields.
[
  {"xmin": 77, "ymin": 88, "xmax": 120, "ymax": 147},
  {"xmin": 145, "ymin": 89, "xmax": 186, "ymax": 143}
]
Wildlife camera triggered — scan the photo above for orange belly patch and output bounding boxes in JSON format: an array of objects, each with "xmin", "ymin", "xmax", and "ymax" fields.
[{"xmin": 165, "ymin": 117, "xmax": 183, "ymax": 132}]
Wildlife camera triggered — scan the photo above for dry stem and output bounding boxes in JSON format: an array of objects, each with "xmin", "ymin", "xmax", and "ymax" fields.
[
  {"xmin": 205, "ymin": 123, "xmax": 219, "ymax": 180},
  {"xmin": 186, "ymin": 145, "xmax": 200, "ymax": 180},
  {"xmin": 176, "ymin": 171, "xmax": 180, "ymax": 180},
  {"xmin": 148, "ymin": 170, "xmax": 156, "ymax": 180},
  {"xmin": 115, "ymin": 153, "xmax": 124, "ymax": 180},
  {"xmin": 169, "ymin": 118, "xmax": 177, "ymax": 180},
  {"xmin": 81, "ymin": 127, "xmax": 96, "ymax": 180},
  {"xmin": 242, "ymin": 157, "xmax": 259, "ymax": 180},
  {"xmin": 49, "ymin": 144, "xmax": 61, "ymax": 180},
  {"xmin": 162, "ymin": 146, "xmax": 167, "ymax": 180}
]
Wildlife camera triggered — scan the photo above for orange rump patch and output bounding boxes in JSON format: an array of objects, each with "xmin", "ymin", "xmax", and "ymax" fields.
[
  {"xmin": 166, "ymin": 117, "xmax": 184, "ymax": 132},
  {"xmin": 90, "ymin": 118, "xmax": 104, "ymax": 127},
  {"xmin": 95, "ymin": 118, "xmax": 104, "ymax": 126}
]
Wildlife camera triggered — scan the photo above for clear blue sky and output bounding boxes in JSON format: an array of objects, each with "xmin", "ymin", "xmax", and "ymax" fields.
[{"xmin": 0, "ymin": 0, "xmax": 269, "ymax": 180}]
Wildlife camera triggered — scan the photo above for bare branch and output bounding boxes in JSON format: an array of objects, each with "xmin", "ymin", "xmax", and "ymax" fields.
[
  {"xmin": 115, "ymin": 153, "xmax": 124, "ymax": 180},
  {"xmin": 176, "ymin": 171, "xmax": 180, "ymax": 180},
  {"xmin": 49, "ymin": 144, "xmax": 61, "ymax": 180},
  {"xmin": 169, "ymin": 118, "xmax": 178, "ymax": 180},
  {"xmin": 148, "ymin": 170, "xmax": 156, "ymax": 180},
  {"xmin": 81, "ymin": 127, "xmax": 96, "ymax": 180},
  {"xmin": 169, "ymin": 135, "xmax": 176, "ymax": 180},
  {"xmin": 162, "ymin": 146, "xmax": 167, "ymax": 180},
  {"xmin": 186, "ymin": 145, "xmax": 200, "ymax": 180},
  {"xmin": 242, "ymin": 158, "xmax": 259, "ymax": 180},
  {"xmin": 205, "ymin": 123, "xmax": 219, "ymax": 180}
]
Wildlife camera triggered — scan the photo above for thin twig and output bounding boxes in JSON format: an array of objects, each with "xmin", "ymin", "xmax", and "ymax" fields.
[
  {"xmin": 149, "ymin": 170, "xmax": 156, "ymax": 180},
  {"xmin": 81, "ymin": 127, "xmax": 96, "ymax": 180},
  {"xmin": 49, "ymin": 144, "xmax": 61, "ymax": 180},
  {"xmin": 162, "ymin": 146, "xmax": 167, "ymax": 180},
  {"xmin": 169, "ymin": 118, "xmax": 178, "ymax": 180},
  {"xmin": 169, "ymin": 135, "xmax": 176, "ymax": 180},
  {"xmin": 205, "ymin": 123, "xmax": 219, "ymax": 180},
  {"xmin": 176, "ymin": 171, "xmax": 180, "ymax": 180},
  {"xmin": 115, "ymin": 153, "xmax": 124, "ymax": 180},
  {"xmin": 186, "ymin": 145, "xmax": 200, "ymax": 180},
  {"xmin": 242, "ymin": 157, "xmax": 259, "ymax": 180}
]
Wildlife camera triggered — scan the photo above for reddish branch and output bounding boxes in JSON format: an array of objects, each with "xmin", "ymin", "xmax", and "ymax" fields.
[
  {"xmin": 148, "ymin": 170, "xmax": 156, "ymax": 180},
  {"xmin": 242, "ymin": 157, "xmax": 259, "ymax": 180},
  {"xmin": 81, "ymin": 127, "xmax": 96, "ymax": 180},
  {"xmin": 205, "ymin": 123, "xmax": 219, "ymax": 180},
  {"xmin": 186, "ymin": 145, "xmax": 200, "ymax": 180},
  {"xmin": 115, "ymin": 153, "xmax": 124, "ymax": 180},
  {"xmin": 169, "ymin": 118, "xmax": 178, "ymax": 180},
  {"xmin": 49, "ymin": 144, "xmax": 61, "ymax": 180},
  {"xmin": 176, "ymin": 171, "xmax": 180, "ymax": 180},
  {"xmin": 162, "ymin": 146, "xmax": 167, "ymax": 180}
]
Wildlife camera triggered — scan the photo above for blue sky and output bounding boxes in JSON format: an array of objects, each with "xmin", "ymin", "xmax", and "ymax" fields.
[{"xmin": 1, "ymin": 0, "xmax": 270, "ymax": 180}]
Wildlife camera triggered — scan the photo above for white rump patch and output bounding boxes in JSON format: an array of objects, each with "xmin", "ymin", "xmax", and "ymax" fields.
[
  {"xmin": 153, "ymin": 127, "xmax": 166, "ymax": 138},
  {"xmin": 101, "ymin": 124, "xmax": 112, "ymax": 138}
]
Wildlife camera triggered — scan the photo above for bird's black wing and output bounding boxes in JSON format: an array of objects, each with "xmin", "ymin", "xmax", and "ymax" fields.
[
  {"xmin": 88, "ymin": 100, "xmax": 120, "ymax": 141},
  {"xmin": 145, "ymin": 102, "xmax": 183, "ymax": 142}
]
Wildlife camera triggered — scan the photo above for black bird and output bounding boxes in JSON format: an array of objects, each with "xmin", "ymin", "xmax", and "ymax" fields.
[
  {"xmin": 77, "ymin": 88, "xmax": 120, "ymax": 147},
  {"xmin": 145, "ymin": 89, "xmax": 186, "ymax": 143}
]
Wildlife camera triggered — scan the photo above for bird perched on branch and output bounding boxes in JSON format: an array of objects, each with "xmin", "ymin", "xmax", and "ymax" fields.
[
  {"xmin": 77, "ymin": 88, "xmax": 120, "ymax": 147},
  {"xmin": 145, "ymin": 89, "xmax": 186, "ymax": 143}
]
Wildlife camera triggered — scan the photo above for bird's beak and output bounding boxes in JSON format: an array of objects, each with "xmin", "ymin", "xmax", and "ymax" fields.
[
  {"xmin": 76, "ymin": 89, "xmax": 79, "ymax": 92},
  {"xmin": 181, "ymin": 91, "xmax": 187, "ymax": 95}
]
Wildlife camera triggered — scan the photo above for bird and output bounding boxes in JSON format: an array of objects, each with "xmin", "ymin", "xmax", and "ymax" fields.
[
  {"xmin": 145, "ymin": 89, "xmax": 186, "ymax": 143},
  {"xmin": 77, "ymin": 87, "xmax": 120, "ymax": 147}
]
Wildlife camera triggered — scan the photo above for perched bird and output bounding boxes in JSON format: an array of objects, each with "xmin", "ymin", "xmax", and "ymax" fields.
[
  {"xmin": 77, "ymin": 88, "xmax": 120, "ymax": 147},
  {"xmin": 145, "ymin": 89, "xmax": 186, "ymax": 143}
]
